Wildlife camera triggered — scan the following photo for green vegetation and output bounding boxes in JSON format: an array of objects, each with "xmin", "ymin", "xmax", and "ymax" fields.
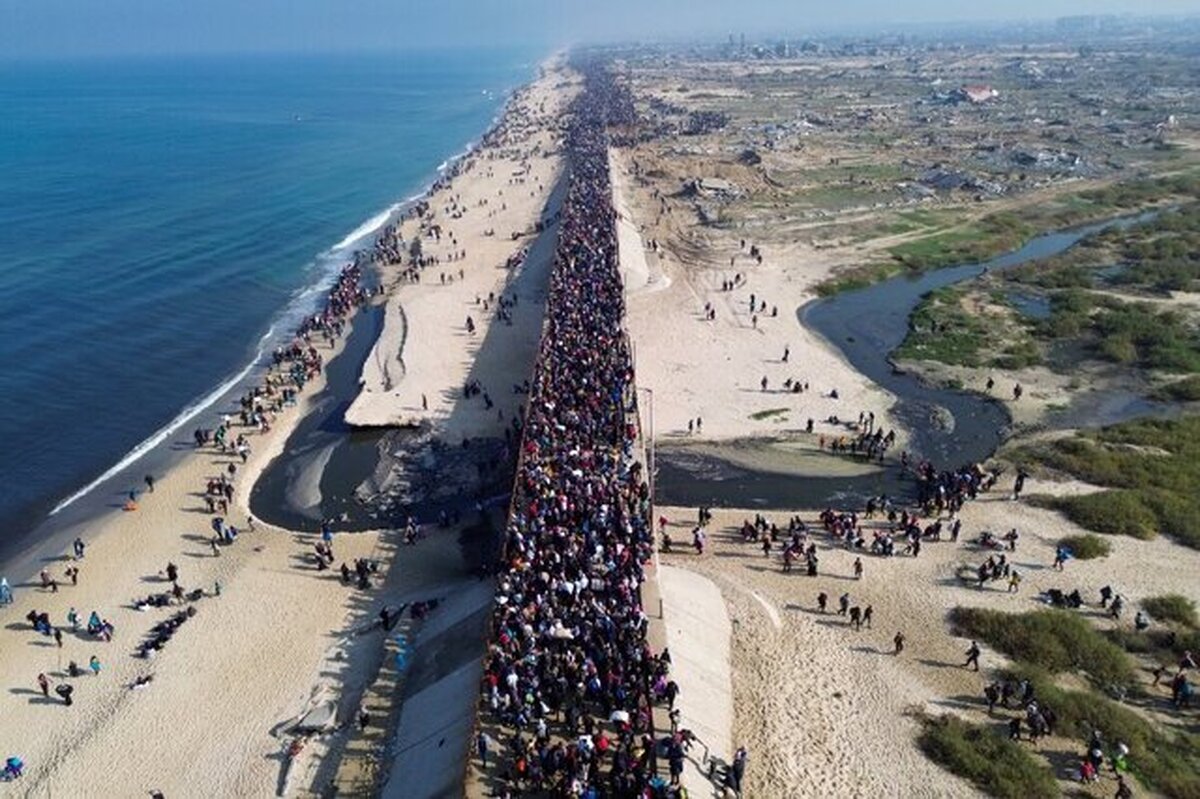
[
  {"xmin": 1016, "ymin": 416, "xmax": 1200, "ymax": 549},
  {"xmin": 1059, "ymin": 533, "xmax": 1111, "ymax": 560},
  {"xmin": 1151, "ymin": 375, "xmax": 1200, "ymax": 401},
  {"xmin": 1006, "ymin": 202, "xmax": 1200, "ymax": 296},
  {"xmin": 1006, "ymin": 666, "xmax": 1200, "ymax": 799},
  {"xmin": 749, "ymin": 407, "xmax": 788, "ymax": 421},
  {"xmin": 814, "ymin": 173, "xmax": 1200, "ymax": 295},
  {"xmin": 917, "ymin": 715, "xmax": 1058, "ymax": 799},
  {"xmin": 1141, "ymin": 594, "xmax": 1198, "ymax": 628},
  {"xmin": 894, "ymin": 287, "xmax": 1041, "ymax": 369},
  {"xmin": 895, "ymin": 288, "xmax": 988, "ymax": 366},
  {"xmin": 949, "ymin": 607, "xmax": 1133, "ymax": 690},
  {"xmin": 814, "ymin": 261, "xmax": 903, "ymax": 297},
  {"xmin": 1036, "ymin": 291, "xmax": 1200, "ymax": 373},
  {"xmin": 1049, "ymin": 491, "xmax": 1159, "ymax": 540},
  {"xmin": 1106, "ymin": 625, "xmax": 1200, "ymax": 665},
  {"xmin": 946, "ymin": 602, "xmax": 1199, "ymax": 796}
]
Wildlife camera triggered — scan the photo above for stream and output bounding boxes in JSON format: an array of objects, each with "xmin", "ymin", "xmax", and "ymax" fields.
[{"xmin": 655, "ymin": 212, "xmax": 1162, "ymax": 510}]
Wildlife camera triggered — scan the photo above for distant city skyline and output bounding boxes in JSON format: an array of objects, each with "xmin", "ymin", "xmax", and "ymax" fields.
[{"xmin": 2, "ymin": 0, "xmax": 1199, "ymax": 59}]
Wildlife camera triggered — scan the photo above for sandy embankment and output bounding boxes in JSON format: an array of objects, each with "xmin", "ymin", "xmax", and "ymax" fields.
[
  {"xmin": 656, "ymin": 565, "xmax": 733, "ymax": 794},
  {"xmin": 345, "ymin": 60, "xmax": 578, "ymax": 437},
  {"xmin": 610, "ymin": 147, "xmax": 902, "ymax": 447}
]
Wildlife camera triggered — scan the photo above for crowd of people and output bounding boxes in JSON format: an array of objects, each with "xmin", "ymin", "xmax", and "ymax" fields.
[{"xmin": 475, "ymin": 63, "xmax": 679, "ymax": 797}]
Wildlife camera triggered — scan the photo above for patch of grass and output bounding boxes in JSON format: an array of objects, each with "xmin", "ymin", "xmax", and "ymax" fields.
[
  {"xmin": 813, "ymin": 174, "xmax": 1200, "ymax": 295},
  {"xmin": 1033, "ymin": 292, "xmax": 1200, "ymax": 374},
  {"xmin": 993, "ymin": 338, "xmax": 1043, "ymax": 370},
  {"xmin": 749, "ymin": 407, "xmax": 788, "ymax": 421},
  {"xmin": 889, "ymin": 225, "xmax": 1003, "ymax": 271},
  {"xmin": 1048, "ymin": 491, "xmax": 1158, "ymax": 540},
  {"xmin": 1142, "ymin": 595, "xmax": 1198, "ymax": 628},
  {"xmin": 1151, "ymin": 375, "xmax": 1200, "ymax": 402},
  {"xmin": 1059, "ymin": 533, "xmax": 1112, "ymax": 560},
  {"xmin": 1106, "ymin": 625, "xmax": 1200, "ymax": 661},
  {"xmin": 1016, "ymin": 416, "xmax": 1200, "ymax": 549},
  {"xmin": 918, "ymin": 715, "xmax": 1058, "ymax": 799},
  {"xmin": 895, "ymin": 286, "xmax": 1041, "ymax": 369},
  {"xmin": 949, "ymin": 607, "xmax": 1133, "ymax": 691},
  {"xmin": 895, "ymin": 287, "xmax": 989, "ymax": 367},
  {"xmin": 814, "ymin": 261, "xmax": 901, "ymax": 296},
  {"xmin": 1007, "ymin": 666, "xmax": 1200, "ymax": 799}
]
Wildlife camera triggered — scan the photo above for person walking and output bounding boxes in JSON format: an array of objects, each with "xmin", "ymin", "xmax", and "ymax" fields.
[
  {"xmin": 0, "ymin": 577, "xmax": 12, "ymax": 606},
  {"xmin": 893, "ymin": 631, "xmax": 906, "ymax": 656},
  {"xmin": 477, "ymin": 731, "xmax": 490, "ymax": 768},
  {"xmin": 853, "ymin": 557, "xmax": 863, "ymax": 580},
  {"xmin": 37, "ymin": 673, "xmax": 49, "ymax": 697},
  {"xmin": 729, "ymin": 746, "xmax": 748, "ymax": 795},
  {"xmin": 88, "ymin": 655, "xmax": 101, "ymax": 677},
  {"xmin": 55, "ymin": 683, "xmax": 74, "ymax": 707},
  {"xmin": 964, "ymin": 641, "xmax": 982, "ymax": 671}
]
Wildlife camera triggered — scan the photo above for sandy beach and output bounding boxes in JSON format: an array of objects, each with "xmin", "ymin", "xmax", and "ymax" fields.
[
  {"xmin": 346, "ymin": 57, "xmax": 577, "ymax": 439},
  {"xmin": 0, "ymin": 58, "xmax": 575, "ymax": 798},
  {"xmin": 653, "ymin": 496, "xmax": 1200, "ymax": 797},
  {"xmin": 612, "ymin": 147, "xmax": 905, "ymax": 448}
]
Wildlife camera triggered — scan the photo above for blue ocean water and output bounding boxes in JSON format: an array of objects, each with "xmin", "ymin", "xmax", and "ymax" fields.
[{"xmin": 0, "ymin": 49, "xmax": 538, "ymax": 546}]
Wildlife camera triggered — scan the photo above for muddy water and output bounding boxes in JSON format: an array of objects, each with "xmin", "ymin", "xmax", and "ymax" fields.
[{"xmin": 656, "ymin": 213, "xmax": 1160, "ymax": 510}]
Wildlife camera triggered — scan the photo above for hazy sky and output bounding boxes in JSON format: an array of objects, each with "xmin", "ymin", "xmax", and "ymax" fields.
[{"xmin": 2, "ymin": 0, "xmax": 1198, "ymax": 58}]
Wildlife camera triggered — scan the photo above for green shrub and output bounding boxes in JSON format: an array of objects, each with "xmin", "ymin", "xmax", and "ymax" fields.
[
  {"xmin": 1017, "ymin": 417, "xmax": 1200, "ymax": 549},
  {"xmin": 1052, "ymin": 491, "xmax": 1158, "ymax": 540},
  {"xmin": 1059, "ymin": 534, "xmax": 1111, "ymax": 560},
  {"xmin": 1152, "ymin": 375, "xmax": 1200, "ymax": 401},
  {"xmin": 1142, "ymin": 595, "xmax": 1198, "ymax": 628},
  {"xmin": 1007, "ymin": 667, "xmax": 1200, "ymax": 798},
  {"xmin": 949, "ymin": 607, "xmax": 1133, "ymax": 690},
  {"xmin": 918, "ymin": 715, "xmax": 1059, "ymax": 799}
]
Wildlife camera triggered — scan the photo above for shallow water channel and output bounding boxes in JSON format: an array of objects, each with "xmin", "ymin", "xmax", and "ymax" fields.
[{"xmin": 656, "ymin": 213, "xmax": 1161, "ymax": 510}]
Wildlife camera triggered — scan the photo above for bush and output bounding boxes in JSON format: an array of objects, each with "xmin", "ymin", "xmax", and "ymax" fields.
[
  {"xmin": 1052, "ymin": 491, "xmax": 1158, "ymax": 540},
  {"xmin": 918, "ymin": 715, "xmax": 1058, "ymax": 799},
  {"xmin": 1018, "ymin": 417, "xmax": 1200, "ymax": 550},
  {"xmin": 950, "ymin": 607, "xmax": 1133, "ymax": 690},
  {"xmin": 1151, "ymin": 375, "xmax": 1200, "ymax": 401},
  {"xmin": 1142, "ymin": 595, "xmax": 1198, "ymax": 628},
  {"xmin": 1059, "ymin": 534, "xmax": 1111, "ymax": 560},
  {"xmin": 1008, "ymin": 667, "xmax": 1200, "ymax": 799},
  {"xmin": 1106, "ymin": 626, "xmax": 1200, "ymax": 660}
]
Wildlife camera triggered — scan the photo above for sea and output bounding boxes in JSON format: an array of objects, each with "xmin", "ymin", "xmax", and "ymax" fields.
[{"xmin": 0, "ymin": 48, "xmax": 540, "ymax": 562}]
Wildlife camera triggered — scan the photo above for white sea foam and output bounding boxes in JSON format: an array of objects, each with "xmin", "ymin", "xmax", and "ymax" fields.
[
  {"xmin": 332, "ymin": 202, "xmax": 401, "ymax": 252},
  {"xmin": 49, "ymin": 354, "xmax": 262, "ymax": 516},
  {"xmin": 47, "ymin": 91, "xmax": 514, "ymax": 518}
]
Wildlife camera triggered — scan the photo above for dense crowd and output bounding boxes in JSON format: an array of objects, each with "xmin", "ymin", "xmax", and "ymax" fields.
[{"xmin": 477, "ymin": 63, "xmax": 671, "ymax": 797}]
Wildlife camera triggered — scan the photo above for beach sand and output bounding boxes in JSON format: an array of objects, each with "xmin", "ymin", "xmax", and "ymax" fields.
[
  {"xmin": 611, "ymin": 147, "xmax": 905, "ymax": 449},
  {"xmin": 655, "ymin": 497, "xmax": 1200, "ymax": 797},
  {"xmin": 0, "ymin": 321, "xmax": 407, "ymax": 796},
  {"xmin": 612, "ymin": 112, "xmax": 1200, "ymax": 797},
  {"xmin": 345, "ymin": 58, "xmax": 577, "ymax": 439},
  {"xmin": 0, "ymin": 59, "xmax": 575, "ymax": 798}
]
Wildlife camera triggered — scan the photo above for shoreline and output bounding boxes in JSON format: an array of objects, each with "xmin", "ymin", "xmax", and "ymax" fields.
[
  {"xmin": 0, "ymin": 56, "xmax": 549, "ymax": 582},
  {"xmin": 0, "ymin": 55, "xmax": 569, "ymax": 797}
]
